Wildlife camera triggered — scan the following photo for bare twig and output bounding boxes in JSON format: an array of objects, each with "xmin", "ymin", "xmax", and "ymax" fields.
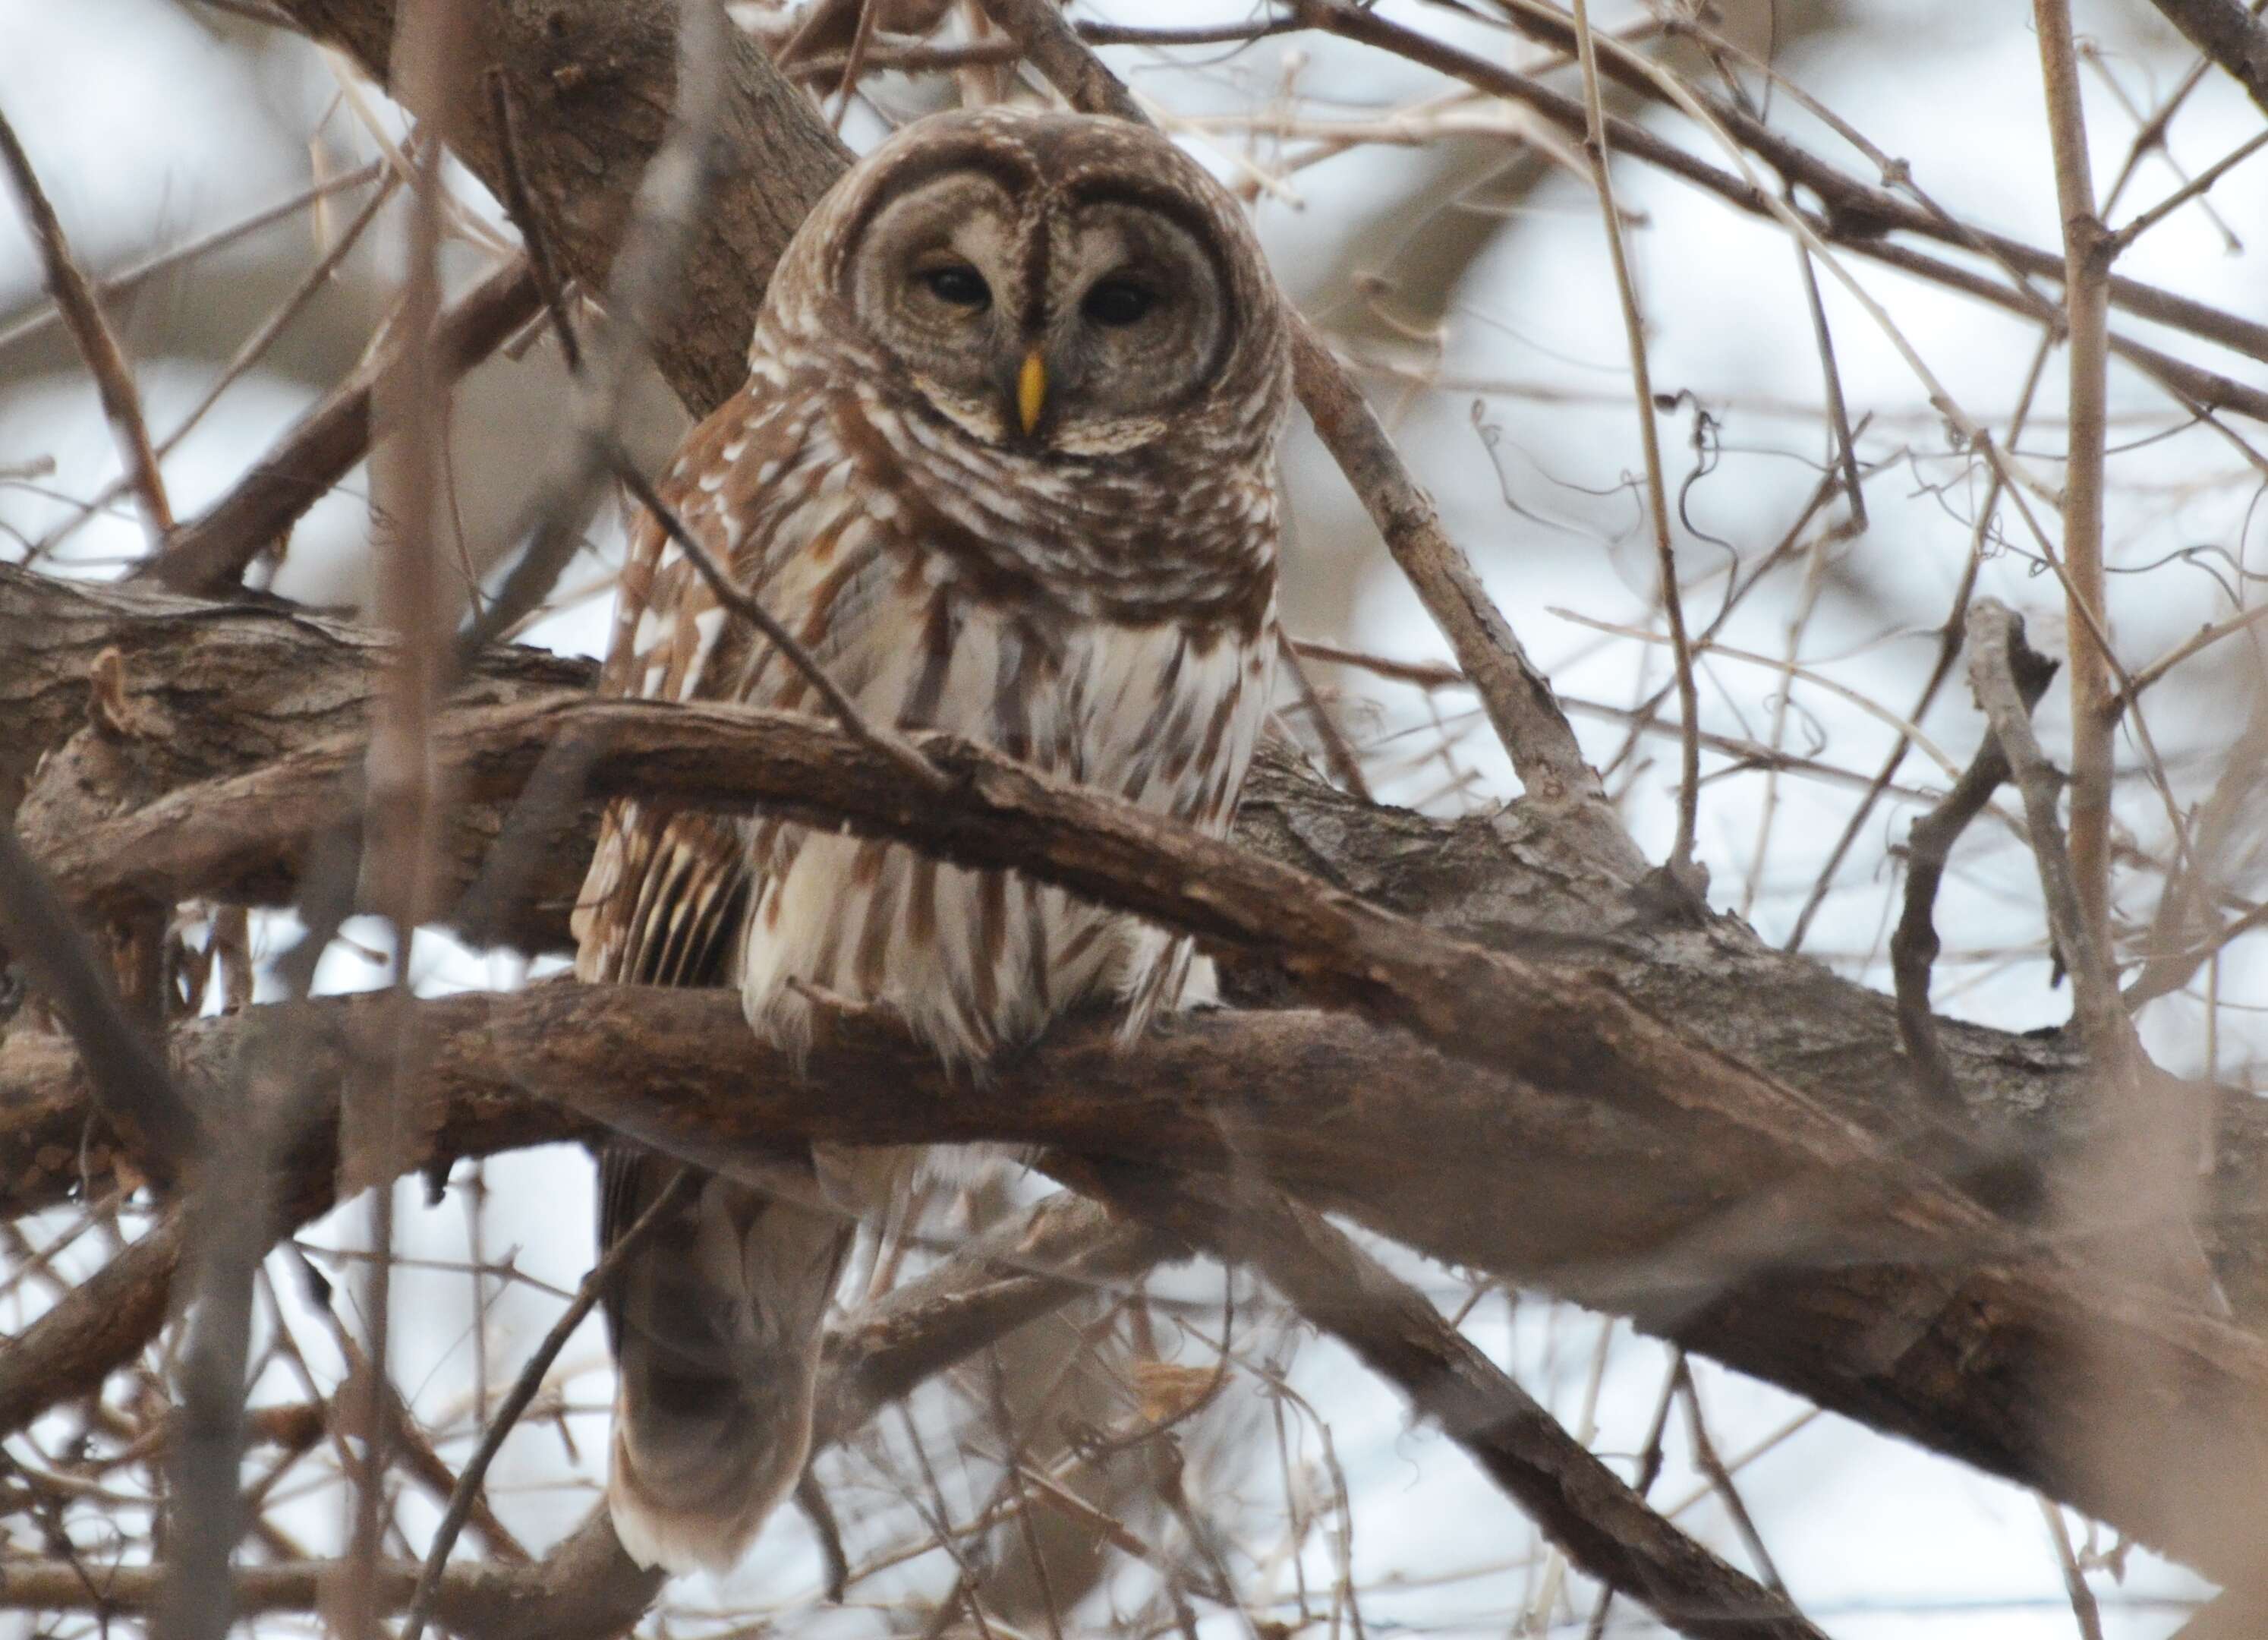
[
  {"xmin": 1785, "ymin": 341, "xmax": 2053, "ymax": 950},
  {"xmin": 156, "ymin": 1070, "xmax": 282, "ymax": 1640},
  {"xmin": 1277, "ymin": 639, "xmax": 1372, "ymax": 800},
  {"xmin": 2033, "ymin": 0, "xmax": 2119, "ymax": 998},
  {"xmin": 338, "ymin": 3, "xmax": 468, "ymax": 1620},
  {"xmin": 397, "ymin": 1169, "xmax": 698, "ymax": 1640},
  {"xmin": 454, "ymin": 0, "xmax": 729, "ymax": 663},
  {"xmin": 1964, "ymin": 601, "xmax": 2128, "ymax": 1064},
  {"xmin": 2038, "ymin": 1496, "xmax": 2108, "ymax": 1640},
  {"xmin": 0, "ymin": 160, "xmax": 385, "ymax": 356},
  {"xmin": 0, "ymin": 107, "xmax": 173, "ymax": 541},
  {"xmin": 1891, "ymin": 636, "xmax": 2056, "ymax": 1109},
  {"xmin": 484, "ymin": 71, "xmax": 581, "ymax": 374},
  {"xmin": 1298, "ymin": 0, "xmax": 2268, "ymax": 427},
  {"xmin": 1567, "ymin": 0, "xmax": 1699, "ymax": 874},
  {"xmin": 1671, "ymin": 1359, "xmax": 1785, "ymax": 1594}
]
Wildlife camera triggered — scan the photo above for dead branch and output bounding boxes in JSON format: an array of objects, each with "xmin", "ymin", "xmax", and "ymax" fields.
[
  {"xmin": 1890, "ymin": 629, "xmax": 2055, "ymax": 1109},
  {"xmin": 2032, "ymin": 0, "xmax": 2118, "ymax": 993},
  {"xmin": 456, "ymin": 0, "xmax": 730, "ymax": 660},
  {"xmin": 0, "ymin": 1213, "xmax": 181, "ymax": 1438},
  {"xmin": 397, "ymin": 1170, "xmax": 696, "ymax": 1640},
  {"xmin": 0, "ymin": 1195, "xmax": 1178, "ymax": 1640},
  {"xmin": 269, "ymin": 0, "xmax": 851, "ymax": 419},
  {"xmin": 0, "ymin": 109, "xmax": 173, "ymax": 541},
  {"xmin": 16, "ymin": 687, "xmax": 2041, "ymax": 1241},
  {"xmin": 1966, "ymin": 601, "xmax": 2128, "ymax": 1067},
  {"xmin": 0, "ymin": 824, "xmax": 200, "ymax": 1177},
  {"xmin": 1296, "ymin": 0, "xmax": 2268, "ymax": 425},
  {"xmin": 1564, "ymin": 0, "xmax": 1699, "ymax": 871}
]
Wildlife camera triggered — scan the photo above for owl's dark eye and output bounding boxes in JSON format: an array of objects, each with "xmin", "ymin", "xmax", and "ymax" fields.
[
  {"xmin": 918, "ymin": 263, "xmax": 991, "ymax": 309},
  {"xmin": 1082, "ymin": 279, "xmax": 1157, "ymax": 327}
]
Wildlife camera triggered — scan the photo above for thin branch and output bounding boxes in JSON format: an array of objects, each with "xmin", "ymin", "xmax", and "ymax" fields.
[
  {"xmin": 1785, "ymin": 338, "xmax": 2054, "ymax": 949},
  {"xmin": 0, "ymin": 107, "xmax": 173, "ymax": 540},
  {"xmin": 398, "ymin": 1169, "xmax": 698, "ymax": 1640},
  {"xmin": 1964, "ymin": 601, "xmax": 2128, "ymax": 1065},
  {"xmin": 0, "ymin": 160, "xmax": 385, "ymax": 356},
  {"xmin": 1277, "ymin": 640, "xmax": 1372, "ymax": 800},
  {"xmin": 613, "ymin": 456, "xmax": 948, "ymax": 790},
  {"xmin": 341, "ymin": 3, "xmax": 469, "ymax": 1617},
  {"xmin": 484, "ymin": 70, "xmax": 581, "ymax": 374},
  {"xmin": 2107, "ymin": 126, "xmax": 2268, "ymax": 254},
  {"xmin": 452, "ymin": 0, "xmax": 729, "ymax": 664},
  {"xmin": 2033, "ymin": 0, "xmax": 2119, "ymax": 1001},
  {"xmin": 1890, "ymin": 637, "xmax": 2056, "ymax": 1109},
  {"xmin": 1298, "ymin": 0, "xmax": 2268, "ymax": 426},
  {"xmin": 133, "ymin": 256, "xmax": 540, "ymax": 595},
  {"xmin": 157, "ymin": 1071, "xmax": 282, "ymax": 1640},
  {"xmin": 1567, "ymin": 0, "xmax": 1699, "ymax": 873},
  {"xmin": 2038, "ymin": 1497, "xmax": 2108, "ymax": 1640}
]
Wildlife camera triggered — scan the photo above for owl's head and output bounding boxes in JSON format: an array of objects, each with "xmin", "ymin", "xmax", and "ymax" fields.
[{"xmin": 776, "ymin": 108, "xmax": 1288, "ymax": 464}]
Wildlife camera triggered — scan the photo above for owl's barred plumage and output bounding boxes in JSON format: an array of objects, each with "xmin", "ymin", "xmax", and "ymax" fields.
[{"xmin": 573, "ymin": 108, "xmax": 1291, "ymax": 1573}]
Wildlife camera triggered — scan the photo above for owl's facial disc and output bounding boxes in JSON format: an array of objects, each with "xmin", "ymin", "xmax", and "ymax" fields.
[{"xmin": 846, "ymin": 169, "xmax": 1233, "ymax": 457}]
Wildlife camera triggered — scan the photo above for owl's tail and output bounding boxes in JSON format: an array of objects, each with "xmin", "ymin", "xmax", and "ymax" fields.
[{"xmin": 602, "ymin": 1156, "xmax": 855, "ymax": 1575}]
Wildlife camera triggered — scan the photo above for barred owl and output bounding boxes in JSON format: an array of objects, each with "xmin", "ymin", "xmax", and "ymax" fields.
[{"xmin": 572, "ymin": 107, "xmax": 1292, "ymax": 1573}]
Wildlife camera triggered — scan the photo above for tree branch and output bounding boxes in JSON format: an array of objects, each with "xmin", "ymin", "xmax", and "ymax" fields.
[
  {"xmin": 2144, "ymin": 0, "xmax": 2268, "ymax": 118},
  {"xmin": 11, "ymin": 980, "xmax": 2268, "ymax": 1582},
  {"xmin": 133, "ymin": 257, "xmax": 540, "ymax": 596}
]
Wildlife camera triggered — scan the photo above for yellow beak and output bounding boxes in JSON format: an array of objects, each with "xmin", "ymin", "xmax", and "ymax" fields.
[{"xmin": 1016, "ymin": 348, "xmax": 1047, "ymax": 436}]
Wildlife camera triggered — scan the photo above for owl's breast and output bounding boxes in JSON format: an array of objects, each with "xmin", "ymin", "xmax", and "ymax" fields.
[{"xmin": 737, "ymin": 547, "xmax": 1275, "ymax": 1062}]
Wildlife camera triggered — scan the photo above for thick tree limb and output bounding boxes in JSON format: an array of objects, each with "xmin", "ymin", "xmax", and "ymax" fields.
[
  {"xmin": 267, "ymin": 0, "xmax": 849, "ymax": 420},
  {"xmin": 0, "ymin": 1213, "xmax": 182, "ymax": 1437},
  {"xmin": 0, "ymin": 823, "xmax": 200, "ymax": 1176},
  {"xmin": 10, "ymin": 982, "xmax": 2268, "ymax": 1585},
  {"xmin": 20, "ymin": 686, "xmax": 2059, "ymax": 1312},
  {"xmin": 2145, "ymin": 0, "xmax": 2268, "ymax": 117}
]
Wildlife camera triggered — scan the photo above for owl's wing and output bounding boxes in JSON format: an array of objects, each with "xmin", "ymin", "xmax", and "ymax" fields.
[
  {"xmin": 572, "ymin": 377, "xmax": 835, "ymax": 987},
  {"xmin": 574, "ymin": 378, "xmax": 858, "ymax": 1574}
]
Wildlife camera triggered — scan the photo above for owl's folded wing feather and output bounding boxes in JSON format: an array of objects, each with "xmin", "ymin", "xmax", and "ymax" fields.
[{"xmin": 574, "ymin": 380, "xmax": 861, "ymax": 1574}]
